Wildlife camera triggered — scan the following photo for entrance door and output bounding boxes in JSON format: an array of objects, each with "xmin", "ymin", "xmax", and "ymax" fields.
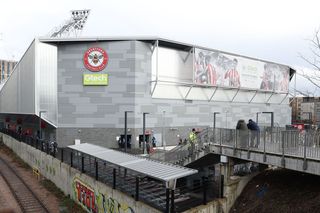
[{"xmin": 119, "ymin": 135, "xmax": 132, "ymax": 149}]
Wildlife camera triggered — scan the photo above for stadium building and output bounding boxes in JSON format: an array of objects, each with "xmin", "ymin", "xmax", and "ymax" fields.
[{"xmin": 0, "ymin": 37, "xmax": 295, "ymax": 148}]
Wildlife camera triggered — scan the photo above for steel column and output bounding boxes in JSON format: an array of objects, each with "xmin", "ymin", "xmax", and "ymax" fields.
[
  {"xmin": 165, "ymin": 188, "xmax": 170, "ymax": 213},
  {"xmin": 81, "ymin": 156, "xmax": 84, "ymax": 173},
  {"xmin": 95, "ymin": 160, "xmax": 98, "ymax": 180},
  {"xmin": 202, "ymin": 177, "xmax": 207, "ymax": 205},
  {"xmin": 135, "ymin": 177, "xmax": 139, "ymax": 201},
  {"xmin": 303, "ymin": 133, "xmax": 308, "ymax": 170},
  {"xmin": 113, "ymin": 168, "xmax": 116, "ymax": 189},
  {"xmin": 171, "ymin": 189, "xmax": 175, "ymax": 213}
]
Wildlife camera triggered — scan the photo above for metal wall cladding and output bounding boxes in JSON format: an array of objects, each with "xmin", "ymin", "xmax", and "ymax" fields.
[
  {"xmin": 155, "ymin": 46, "xmax": 193, "ymax": 82},
  {"xmin": 35, "ymin": 41, "xmax": 58, "ymax": 126},
  {"xmin": 0, "ymin": 41, "xmax": 36, "ymax": 114}
]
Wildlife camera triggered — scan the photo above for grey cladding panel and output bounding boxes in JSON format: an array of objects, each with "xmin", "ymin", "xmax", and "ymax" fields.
[{"xmin": 57, "ymin": 41, "xmax": 136, "ymax": 128}]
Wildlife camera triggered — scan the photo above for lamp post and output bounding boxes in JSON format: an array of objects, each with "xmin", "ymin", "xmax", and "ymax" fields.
[
  {"xmin": 162, "ymin": 111, "xmax": 166, "ymax": 150},
  {"xmin": 124, "ymin": 111, "xmax": 133, "ymax": 153},
  {"xmin": 39, "ymin": 111, "xmax": 47, "ymax": 140},
  {"xmin": 225, "ymin": 110, "xmax": 229, "ymax": 129},
  {"xmin": 142, "ymin": 112, "xmax": 149, "ymax": 154},
  {"xmin": 213, "ymin": 112, "xmax": 220, "ymax": 144}
]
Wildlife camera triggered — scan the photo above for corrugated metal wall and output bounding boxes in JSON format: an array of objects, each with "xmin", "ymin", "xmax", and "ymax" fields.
[{"xmin": 0, "ymin": 41, "xmax": 36, "ymax": 114}]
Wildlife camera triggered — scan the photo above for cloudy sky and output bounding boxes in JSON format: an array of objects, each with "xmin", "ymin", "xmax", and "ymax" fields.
[{"xmin": 1, "ymin": 0, "xmax": 320, "ymax": 93}]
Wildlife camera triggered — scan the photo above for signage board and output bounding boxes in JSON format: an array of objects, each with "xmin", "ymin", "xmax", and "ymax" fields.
[
  {"xmin": 83, "ymin": 47, "xmax": 108, "ymax": 72},
  {"xmin": 194, "ymin": 48, "xmax": 290, "ymax": 92},
  {"xmin": 83, "ymin": 74, "xmax": 108, "ymax": 86}
]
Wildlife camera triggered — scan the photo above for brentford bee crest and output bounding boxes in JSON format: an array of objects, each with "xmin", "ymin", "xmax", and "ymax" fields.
[{"xmin": 83, "ymin": 47, "xmax": 108, "ymax": 72}]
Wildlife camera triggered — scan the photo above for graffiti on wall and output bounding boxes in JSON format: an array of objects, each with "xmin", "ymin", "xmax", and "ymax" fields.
[
  {"xmin": 96, "ymin": 194, "xmax": 135, "ymax": 213},
  {"xmin": 33, "ymin": 159, "xmax": 56, "ymax": 177},
  {"xmin": 73, "ymin": 177, "xmax": 135, "ymax": 213},
  {"xmin": 74, "ymin": 177, "xmax": 97, "ymax": 212}
]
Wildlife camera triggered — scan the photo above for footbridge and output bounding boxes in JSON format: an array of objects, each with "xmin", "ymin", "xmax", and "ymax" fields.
[{"xmin": 150, "ymin": 128, "xmax": 320, "ymax": 176}]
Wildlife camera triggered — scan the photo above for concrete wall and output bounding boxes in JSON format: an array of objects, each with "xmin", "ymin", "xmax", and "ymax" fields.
[
  {"xmin": 0, "ymin": 133, "xmax": 160, "ymax": 213},
  {"xmin": 0, "ymin": 133, "xmax": 230, "ymax": 213}
]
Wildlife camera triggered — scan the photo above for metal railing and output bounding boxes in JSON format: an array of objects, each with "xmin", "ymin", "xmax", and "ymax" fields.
[
  {"xmin": 149, "ymin": 128, "xmax": 210, "ymax": 164},
  {"xmin": 211, "ymin": 128, "xmax": 320, "ymax": 161},
  {"xmin": 0, "ymin": 128, "xmax": 222, "ymax": 213}
]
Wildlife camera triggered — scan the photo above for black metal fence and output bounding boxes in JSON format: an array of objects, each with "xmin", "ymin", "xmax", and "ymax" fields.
[{"xmin": 0, "ymin": 128, "xmax": 222, "ymax": 213}]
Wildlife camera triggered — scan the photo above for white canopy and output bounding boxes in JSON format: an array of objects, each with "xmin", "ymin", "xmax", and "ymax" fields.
[{"xmin": 68, "ymin": 143, "xmax": 198, "ymax": 188}]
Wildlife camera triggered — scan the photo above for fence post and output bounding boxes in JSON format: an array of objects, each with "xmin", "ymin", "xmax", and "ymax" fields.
[
  {"xmin": 202, "ymin": 177, "xmax": 207, "ymax": 205},
  {"xmin": 70, "ymin": 152, "xmax": 73, "ymax": 167},
  {"xmin": 81, "ymin": 156, "xmax": 85, "ymax": 173},
  {"xmin": 46, "ymin": 142, "xmax": 50, "ymax": 154},
  {"xmin": 165, "ymin": 188, "xmax": 170, "ymax": 213},
  {"xmin": 281, "ymin": 131, "xmax": 285, "ymax": 167},
  {"xmin": 303, "ymin": 132, "xmax": 307, "ymax": 170},
  {"xmin": 220, "ymin": 174, "xmax": 224, "ymax": 198},
  {"xmin": 233, "ymin": 130, "xmax": 236, "ymax": 156},
  {"xmin": 247, "ymin": 131, "xmax": 251, "ymax": 159},
  {"xmin": 219, "ymin": 129, "xmax": 222, "ymax": 154},
  {"xmin": 263, "ymin": 130, "xmax": 266, "ymax": 162},
  {"xmin": 135, "ymin": 177, "xmax": 139, "ymax": 201},
  {"xmin": 95, "ymin": 160, "xmax": 98, "ymax": 180},
  {"xmin": 171, "ymin": 189, "xmax": 175, "ymax": 212},
  {"xmin": 61, "ymin": 149, "xmax": 64, "ymax": 163},
  {"xmin": 113, "ymin": 168, "xmax": 116, "ymax": 189}
]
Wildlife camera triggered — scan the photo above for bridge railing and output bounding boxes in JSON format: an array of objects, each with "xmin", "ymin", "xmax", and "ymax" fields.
[{"xmin": 212, "ymin": 128, "xmax": 320, "ymax": 160}]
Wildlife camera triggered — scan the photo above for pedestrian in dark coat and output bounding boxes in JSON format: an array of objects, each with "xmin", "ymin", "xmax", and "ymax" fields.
[
  {"xmin": 247, "ymin": 119, "xmax": 260, "ymax": 147},
  {"xmin": 236, "ymin": 120, "xmax": 249, "ymax": 148}
]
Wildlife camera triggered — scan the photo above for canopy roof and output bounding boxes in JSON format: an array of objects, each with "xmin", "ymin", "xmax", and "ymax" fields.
[{"xmin": 68, "ymin": 143, "xmax": 198, "ymax": 188}]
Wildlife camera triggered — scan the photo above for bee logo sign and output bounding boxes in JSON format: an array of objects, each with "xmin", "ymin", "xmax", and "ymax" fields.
[{"xmin": 83, "ymin": 47, "xmax": 108, "ymax": 72}]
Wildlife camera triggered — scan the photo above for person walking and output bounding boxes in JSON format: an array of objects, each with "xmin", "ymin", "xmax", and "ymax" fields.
[
  {"xmin": 236, "ymin": 120, "xmax": 249, "ymax": 148},
  {"xmin": 188, "ymin": 128, "xmax": 197, "ymax": 155},
  {"xmin": 247, "ymin": 119, "xmax": 260, "ymax": 147}
]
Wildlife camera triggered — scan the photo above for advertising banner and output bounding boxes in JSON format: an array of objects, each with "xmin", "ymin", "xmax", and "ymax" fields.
[
  {"xmin": 194, "ymin": 48, "xmax": 289, "ymax": 92},
  {"xmin": 83, "ymin": 74, "xmax": 108, "ymax": 86}
]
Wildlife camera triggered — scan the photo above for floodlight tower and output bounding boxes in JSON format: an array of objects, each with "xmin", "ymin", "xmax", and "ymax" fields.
[{"xmin": 50, "ymin": 9, "xmax": 90, "ymax": 38}]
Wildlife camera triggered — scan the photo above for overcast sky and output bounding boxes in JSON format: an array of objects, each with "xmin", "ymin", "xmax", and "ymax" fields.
[{"xmin": 1, "ymin": 0, "xmax": 320, "ymax": 93}]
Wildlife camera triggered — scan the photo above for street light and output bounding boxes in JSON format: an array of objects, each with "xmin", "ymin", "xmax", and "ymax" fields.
[
  {"xmin": 162, "ymin": 111, "xmax": 166, "ymax": 150},
  {"xmin": 124, "ymin": 111, "xmax": 133, "ymax": 153},
  {"xmin": 142, "ymin": 112, "xmax": 149, "ymax": 154},
  {"xmin": 225, "ymin": 110, "xmax": 229, "ymax": 129},
  {"xmin": 213, "ymin": 112, "xmax": 220, "ymax": 144},
  {"xmin": 39, "ymin": 111, "xmax": 47, "ymax": 140}
]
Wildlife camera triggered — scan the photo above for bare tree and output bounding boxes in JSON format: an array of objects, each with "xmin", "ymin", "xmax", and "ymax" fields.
[{"xmin": 299, "ymin": 29, "xmax": 320, "ymax": 90}]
